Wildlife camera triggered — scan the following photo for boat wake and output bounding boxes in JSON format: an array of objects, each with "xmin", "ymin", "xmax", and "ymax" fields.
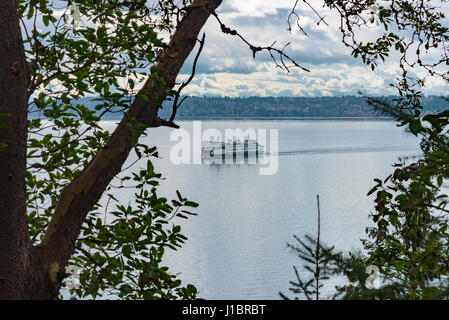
[{"xmin": 266, "ymin": 144, "xmax": 419, "ymax": 156}]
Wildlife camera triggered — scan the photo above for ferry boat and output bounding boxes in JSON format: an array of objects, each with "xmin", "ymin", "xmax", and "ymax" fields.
[{"xmin": 201, "ymin": 138, "xmax": 264, "ymax": 160}]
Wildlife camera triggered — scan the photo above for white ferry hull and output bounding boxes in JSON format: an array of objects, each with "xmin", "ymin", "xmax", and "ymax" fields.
[{"xmin": 201, "ymin": 140, "xmax": 264, "ymax": 160}]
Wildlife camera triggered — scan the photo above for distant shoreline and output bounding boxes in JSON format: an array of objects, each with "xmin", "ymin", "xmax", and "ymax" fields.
[
  {"xmin": 170, "ymin": 116, "xmax": 393, "ymax": 121},
  {"xmin": 30, "ymin": 95, "xmax": 447, "ymax": 120},
  {"xmin": 85, "ymin": 117, "xmax": 394, "ymax": 122},
  {"xmin": 34, "ymin": 116, "xmax": 395, "ymax": 122}
]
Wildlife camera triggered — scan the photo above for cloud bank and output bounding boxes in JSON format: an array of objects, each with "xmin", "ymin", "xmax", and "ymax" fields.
[{"xmin": 177, "ymin": 1, "xmax": 448, "ymax": 97}]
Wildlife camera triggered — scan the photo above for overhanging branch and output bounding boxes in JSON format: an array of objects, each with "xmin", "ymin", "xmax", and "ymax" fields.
[{"xmin": 209, "ymin": 8, "xmax": 310, "ymax": 73}]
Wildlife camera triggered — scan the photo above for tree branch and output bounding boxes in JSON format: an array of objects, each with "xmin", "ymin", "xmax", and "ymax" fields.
[
  {"xmin": 169, "ymin": 32, "xmax": 205, "ymax": 122},
  {"xmin": 209, "ymin": 8, "xmax": 310, "ymax": 73},
  {"xmin": 37, "ymin": 0, "xmax": 222, "ymax": 298}
]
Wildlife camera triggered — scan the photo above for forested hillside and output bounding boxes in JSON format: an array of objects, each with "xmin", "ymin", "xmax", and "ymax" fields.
[
  {"xmin": 65, "ymin": 95, "xmax": 448, "ymax": 119},
  {"xmin": 158, "ymin": 96, "xmax": 448, "ymax": 118},
  {"xmin": 33, "ymin": 96, "xmax": 448, "ymax": 120}
]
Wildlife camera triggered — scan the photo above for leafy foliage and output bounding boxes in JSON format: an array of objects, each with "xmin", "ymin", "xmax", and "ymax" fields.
[
  {"xmin": 21, "ymin": 0, "xmax": 198, "ymax": 299},
  {"xmin": 284, "ymin": 78, "xmax": 449, "ymax": 300},
  {"xmin": 70, "ymin": 159, "xmax": 199, "ymax": 299},
  {"xmin": 355, "ymin": 95, "xmax": 449, "ymax": 299},
  {"xmin": 322, "ymin": 0, "xmax": 449, "ymax": 74},
  {"xmin": 285, "ymin": 1, "xmax": 449, "ymax": 299}
]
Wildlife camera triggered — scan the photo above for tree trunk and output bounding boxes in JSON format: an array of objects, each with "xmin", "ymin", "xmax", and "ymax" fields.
[{"xmin": 0, "ymin": 0, "xmax": 32, "ymax": 299}]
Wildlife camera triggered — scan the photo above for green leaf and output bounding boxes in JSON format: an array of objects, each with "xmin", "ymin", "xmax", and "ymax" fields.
[
  {"xmin": 184, "ymin": 201, "xmax": 198, "ymax": 208},
  {"xmin": 437, "ymin": 175, "xmax": 443, "ymax": 187}
]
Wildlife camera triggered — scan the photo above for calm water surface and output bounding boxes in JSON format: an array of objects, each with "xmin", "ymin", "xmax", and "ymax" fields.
[{"xmin": 102, "ymin": 120, "xmax": 420, "ymax": 299}]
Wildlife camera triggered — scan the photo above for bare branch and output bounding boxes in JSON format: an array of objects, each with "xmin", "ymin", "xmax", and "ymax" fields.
[
  {"xmin": 209, "ymin": 8, "xmax": 310, "ymax": 73},
  {"xmin": 287, "ymin": 0, "xmax": 328, "ymax": 35},
  {"xmin": 169, "ymin": 33, "xmax": 206, "ymax": 122}
]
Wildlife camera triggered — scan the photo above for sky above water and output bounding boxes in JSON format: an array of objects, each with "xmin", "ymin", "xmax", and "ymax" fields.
[
  {"xmin": 29, "ymin": 1, "xmax": 449, "ymax": 98},
  {"xmin": 176, "ymin": 0, "xmax": 449, "ymax": 97}
]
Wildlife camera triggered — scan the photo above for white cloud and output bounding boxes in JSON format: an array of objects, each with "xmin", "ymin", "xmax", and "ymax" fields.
[
  {"xmin": 175, "ymin": 1, "xmax": 449, "ymax": 97},
  {"xmin": 179, "ymin": 63, "xmax": 391, "ymax": 97}
]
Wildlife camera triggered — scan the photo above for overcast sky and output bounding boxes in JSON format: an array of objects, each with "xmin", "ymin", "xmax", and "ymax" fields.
[{"xmin": 176, "ymin": 0, "xmax": 449, "ymax": 97}]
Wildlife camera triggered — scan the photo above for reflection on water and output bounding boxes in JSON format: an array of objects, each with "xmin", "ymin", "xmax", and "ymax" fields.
[{"xmin": 100, "ymin": 120, "xmax": 420, "ymax": 299}]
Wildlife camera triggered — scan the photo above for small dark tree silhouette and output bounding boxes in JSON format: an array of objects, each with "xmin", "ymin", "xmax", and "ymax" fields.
[{"xmin": 280, "ymin": 195, "xmax": 341, "ymax": 300}]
